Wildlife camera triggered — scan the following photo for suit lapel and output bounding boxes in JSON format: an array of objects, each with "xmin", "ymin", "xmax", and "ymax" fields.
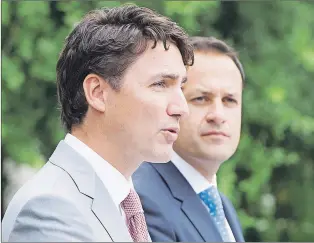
[
  {"xmin": 152, "ymin": 162, "xmax": 223, "ymax": 242},
  {"xmin": 91, "ymin": 175, "xmax": 133, "ymax": 242},
  {"xmin": 181, "ymin": 195, "xmax": 223, "ymax": 241},
  {"xmin": 221, "ymin": 194, "xmax": 245, "ymax": 242},
  {"xmin": 49, "ymin": 141, "xmax": 132, "ymax": 242}
]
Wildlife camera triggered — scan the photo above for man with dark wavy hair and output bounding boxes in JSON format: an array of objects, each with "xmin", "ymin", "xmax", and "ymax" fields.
[{"xmin": 2, "ymin": 4, "xmax": 193, "ymax": 242}]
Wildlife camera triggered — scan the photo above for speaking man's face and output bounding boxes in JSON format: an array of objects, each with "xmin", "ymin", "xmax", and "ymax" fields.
[{"xmin": 105, "ymin": 41, "xmax": 189, "ymax": 163}]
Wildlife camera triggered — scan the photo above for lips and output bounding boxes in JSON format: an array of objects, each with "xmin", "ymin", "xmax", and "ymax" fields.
[
  {"xmin": 201, "ymin": 130, "xmax": 229, "ymax": 137},
  {"xmin": 161, "ymin": 127, "xmax": 180, "ymax": 143},
  {"xmin": 162, "ymin": 127, "xmax": 180, "ymax": 134}
]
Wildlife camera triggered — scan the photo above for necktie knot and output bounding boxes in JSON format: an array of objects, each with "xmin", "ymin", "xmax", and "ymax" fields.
[
  {"xmin": 121, "ymin": 188, "xmax": 151, "ymax": 242},
  {"xmin": 199, "ymin": 186, "xmax": 223, "ymax": 216},
  {"xmin": 121, "ymin": 189, "xmax": 144, "ymax": 220}
]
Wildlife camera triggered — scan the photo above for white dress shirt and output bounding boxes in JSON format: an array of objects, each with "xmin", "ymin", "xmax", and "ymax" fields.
[
  {"xmin": 64, "ymin": 133, "xmax": 132, "ymax": 221},
  {"xmin": 171, "ymin": 151, "xmax": 236, "ymax": 242}
]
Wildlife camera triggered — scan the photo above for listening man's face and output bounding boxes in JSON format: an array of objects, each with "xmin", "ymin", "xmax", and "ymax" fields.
[
  {"xmin": 105, "ymin": 41, "xmax": 189, "ymax": 163},
  {"xmin": 174, "ymin": 51, "xmax": 243, "ymax": 164}
]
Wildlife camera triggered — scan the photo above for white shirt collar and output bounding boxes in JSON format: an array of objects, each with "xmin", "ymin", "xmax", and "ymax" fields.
[
  {"xmin": 171, "ymin": 151, "xmax": 217, "ymax": 194},
  {"xmin": 172, "ymin": 152, "xmax": 236, "ymax": 242},
  {"xmin": 64, "ymin": 133, "xmax": 132, "ymax": 212}
]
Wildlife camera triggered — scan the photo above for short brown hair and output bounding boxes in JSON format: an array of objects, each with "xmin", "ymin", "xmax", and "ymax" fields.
[
  {"xmin": 189, "ymin": 36, "xmax": 245, "ymax": 82},
  {"xmin": 56, "ymin": 4, "xmax": 194, "ymax": 132}
]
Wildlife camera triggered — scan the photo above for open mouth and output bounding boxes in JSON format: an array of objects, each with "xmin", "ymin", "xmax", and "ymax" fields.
[
  {"xmin": 166, "ymin": 129, "xmax": 178, "ymax": 134},
  {"xmin": 161, "ymin": 127, "xmax": 179, "ymax": 143}
]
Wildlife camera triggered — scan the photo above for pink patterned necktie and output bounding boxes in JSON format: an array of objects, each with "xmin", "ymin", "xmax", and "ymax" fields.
[{"xmin": 121, "ymin": 188, "xmax": 151, "ymax": 242}]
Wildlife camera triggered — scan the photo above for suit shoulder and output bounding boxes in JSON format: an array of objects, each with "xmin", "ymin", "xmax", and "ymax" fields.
[
  {"xmin": 133, "ymin": 162, "xmax": 161, "ymax": 183},
  {"xmin": 2, "ymin": 162, "xmax": 93, "ymax": 239},
  {"xmin": 7, "ymin": 194, "xmax": 93, "ymax": 242},
  {"xmin": 17, "ymin": 194, "xmax": 85, "ymax": 214},
  {"xmin": 219, "ymin": 192, "xmax": 240, "ymax": 216},
  {"xmin": 133, "ymin": 163, "xmax": 176, "ymax": 211},
  {"xmin": 133, "ymin": 162, "xmax": 172, "ymax": 194},
  {"xmin": 6, "ymin": 162, "xmax": 81, "ymax": 208},
  {"xmin": 220, "ymin": 192, "xmax": 235, "ymax": 207},
  {"xmin": 18, "ymin": 194, "xmax": 87, "ymax": 216},
  {"xmin": 134, "ymin": 162, "xmax": 155, "ymax": 174}
]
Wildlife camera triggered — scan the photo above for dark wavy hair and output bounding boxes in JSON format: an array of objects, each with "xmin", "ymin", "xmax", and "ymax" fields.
[{"xmin": 56, "ymin": 4, "xmax": 194, "ymax": 132}]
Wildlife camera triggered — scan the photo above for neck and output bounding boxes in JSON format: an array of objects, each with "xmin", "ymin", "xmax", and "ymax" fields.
[
  {"xmin": 71, "ymin": 126, "xmax": 141, "ymax": 179},
  {"xmin": 175, "ymin": 151, "xmax": 221, "ymax": 184}
]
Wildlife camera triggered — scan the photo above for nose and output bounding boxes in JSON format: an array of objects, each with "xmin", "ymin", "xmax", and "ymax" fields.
[
  {"xmin": 166, "ymin": 88, "xmax": 189, "ymax": 119},
  {"xmin": 205, "ymin": 98, "xmax": 226, "ymax": 125}
]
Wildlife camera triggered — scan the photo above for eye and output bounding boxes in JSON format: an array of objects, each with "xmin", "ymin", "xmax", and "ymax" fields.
[
  {"xmin": 191, "ymin": 96, "xmax": 208, "ymax": 103},
  {"xmin": 152, "ymin": 80, "xmax": 166, "ymax": 88},
  {"xmin": 180, "ymin": 79, "xmax": 187, "ymax": 89},
  {"xmin": 223, "ymin": 97, "xmax": 238, "ymax": 104}
]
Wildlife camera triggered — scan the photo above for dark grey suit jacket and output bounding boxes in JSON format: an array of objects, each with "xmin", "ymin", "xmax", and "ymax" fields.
[{"xmin": 133, "ymin": 162, "xmax": 245, "ymax": 242}]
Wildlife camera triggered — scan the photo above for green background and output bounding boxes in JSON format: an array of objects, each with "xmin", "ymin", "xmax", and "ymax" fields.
[{"xmin": 2, "ymin": 1, "xmax": 314, "ymax": 241}]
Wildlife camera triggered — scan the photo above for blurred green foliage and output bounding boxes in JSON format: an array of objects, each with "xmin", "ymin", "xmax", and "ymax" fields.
[{"xmin": 2, "ymin": 1, "xmax": 314, "ymax": 241}]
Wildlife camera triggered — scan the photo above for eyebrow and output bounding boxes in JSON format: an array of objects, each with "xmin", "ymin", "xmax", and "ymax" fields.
[
  {"xmin": 225, "ymin": 93, "xmax": 239, "ymax": 97},
  {"xmin": 151, "ymin": 73, "xmax": 187, "ymax": 84},
  {"xmin": 181, "ymin": 76, "xmax": 188, "ymax": 84},
  {"xmin": 186, "ymin": 87, "xmax": 240, "ymax": 97}
]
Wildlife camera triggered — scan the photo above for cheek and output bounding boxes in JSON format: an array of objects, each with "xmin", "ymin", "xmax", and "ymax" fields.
[
  {"xmin": 136, "ymin": 96, "xmax": 168, "ymax": 131},
  {"xmin": 180, "ymin": 112, "xmax": 203, "ymax": 134},
  {"xmin": 228, "ymin": 110, "xmax": 242, "ymax": 140},
  {"xmin": 126, "ymin": 92, "xmax": 155, "ymax": 114},
  {"xmin": 230, "ymin": 109, "xmax": 242, "ymax": 128}
]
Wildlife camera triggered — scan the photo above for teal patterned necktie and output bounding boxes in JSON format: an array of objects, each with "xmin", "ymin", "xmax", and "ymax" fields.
[{"xmin": 199, "ymin": 186, "xmax": 232, "ymax": 242}]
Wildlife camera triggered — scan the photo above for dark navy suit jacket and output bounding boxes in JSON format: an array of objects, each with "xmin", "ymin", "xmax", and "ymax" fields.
[{"xmin": 133, "ymin": 162, "xmax": 245, "ymax": 242}]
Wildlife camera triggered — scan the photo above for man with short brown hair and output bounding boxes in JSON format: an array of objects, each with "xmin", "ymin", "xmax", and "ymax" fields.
[{"xmin": 134, "ymin": 36, "xmax": 245, "ymax": 242}]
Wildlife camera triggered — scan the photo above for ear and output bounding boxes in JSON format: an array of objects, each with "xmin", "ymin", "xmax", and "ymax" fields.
[{"xmin": 83, "ymin": 74, "xmax": 109, "ymax": 112}]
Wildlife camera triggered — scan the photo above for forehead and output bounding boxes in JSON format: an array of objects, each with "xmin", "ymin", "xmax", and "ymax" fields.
[
  {"xmin": 124, "ymin": 41, "xmax": 187, "ymax": 81},
  {"xmin": 184, "ymin": 51, "xmax": 242, "ymax": 93}
]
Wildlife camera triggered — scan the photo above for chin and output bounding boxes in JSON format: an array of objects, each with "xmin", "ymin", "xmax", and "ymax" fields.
[
  {"xmin": 207, "ymin": 151, "xmax": 234, "ymax": 164},
  {"xmin": 145, "ymin": 148, "xmax": 172, "ymax": 163},
  {"xmin": 149, "ymin": 154, "xmax": 171, "ymax": 163},
  {"xmin": 201, "ymin": 144, "xmax": 235, "ymax": 161}
]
